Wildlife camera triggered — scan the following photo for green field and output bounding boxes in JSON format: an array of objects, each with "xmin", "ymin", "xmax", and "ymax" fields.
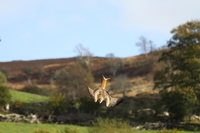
[
  {"xmin": 0, "ymin": 122, "xmax": 198, "ymax": 133},
  {"xmin": 0, "ymin": 122, "xmax": 88, "ymax": 133},
  {"xmin": 10, "ymin": 90, "xmax": 49, "ymax": 104}
]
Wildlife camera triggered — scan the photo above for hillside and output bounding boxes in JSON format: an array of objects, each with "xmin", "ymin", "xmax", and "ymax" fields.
[
  {"xmin": 10, "ymin": 90, "xmax": 49, "ymax": 104},
  {"xmin": 0, "ymin": 51, "xmax": 162, "ymax": 96}
]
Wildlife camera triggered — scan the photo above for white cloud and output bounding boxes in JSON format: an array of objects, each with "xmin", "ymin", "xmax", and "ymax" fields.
[{"xmin": 108, "ymin": 0, "xmax": 200, "ymax": 33}]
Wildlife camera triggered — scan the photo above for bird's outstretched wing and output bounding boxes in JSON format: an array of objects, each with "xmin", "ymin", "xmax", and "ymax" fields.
[
  {"xmin": 87, "ymin": 85, "xmax": 101, "ymax": 102},
  {"xmin": 107, "ymin": 96, "xmax": 123, "ymax": 107},
  {"xmin": 105, "ymin": 91, "xmax": 123, "ymax": 107},
  {"xmin": 87, "ymin": 85, "xmax": 94, "ymax": 98}
]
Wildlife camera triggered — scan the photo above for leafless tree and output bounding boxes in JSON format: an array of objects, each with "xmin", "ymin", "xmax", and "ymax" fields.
[
  {"xmin": 149, "ymin": 40, "xmax": 156, "ymax": 53},
  {"xmin": 74, "ymin": 44, "xmax": 93, "ymax": 66},
  {"xmin": 106, "ymin": 53, "xmax": 120, "ymax": 75},
  {"xmin": 109, "ymin": 74, "xmax": 132, "ymax": 97},
  {"xmin": 135, "ymin": 36, "xmax": 155, "ymax": 58}
]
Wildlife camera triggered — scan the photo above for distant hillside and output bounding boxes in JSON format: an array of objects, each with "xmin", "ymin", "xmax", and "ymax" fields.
[
  {"xmin": 0, "ymin": 57, "xmax": 77, "ymax": 72},
  {"xmin": 0, "ymin": 51, "xmax": 163, "ymax": 96}
]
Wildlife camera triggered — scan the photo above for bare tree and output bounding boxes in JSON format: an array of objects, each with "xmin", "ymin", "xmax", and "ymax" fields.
[
  {"xmin": 109, "ymin": 74, "xmax": 132, "ymax": 97},
  {"xmin": 135, "ymin": 36, "xmax": 154, "ymax": 58},
  {"xmin": 74, "ymin": 44, "xmax": 93, "ymax": 66},
  {"xmin": 149, "ymin": 40, "xmax": 156, "ymax": 53},
  {"xmin": 106, "ymin": 53, "xmax": 120, "ymax": 75}
]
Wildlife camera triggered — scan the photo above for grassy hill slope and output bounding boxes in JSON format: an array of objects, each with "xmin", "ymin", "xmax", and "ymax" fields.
[{"xmin": 10, "ymin": 90, "xmax": 49, "ymax": 103}]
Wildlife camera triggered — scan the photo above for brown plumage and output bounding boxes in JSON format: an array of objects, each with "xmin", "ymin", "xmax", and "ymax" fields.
[{"xmin": 87, "ymin": 75, "xmax": 123, "ymax": 107}]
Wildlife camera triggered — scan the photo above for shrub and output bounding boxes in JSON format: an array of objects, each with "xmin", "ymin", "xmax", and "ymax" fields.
[
  {"xmin": 79, "ymin": 96, "xmax": 102, "ymax": 115},
  {"xmin": 21, "ymin": 84, "xmax": 51, "ymax": 96},
  {"xmin": 47, "ymin": 93, "xmax": 67, "ymax": 115},
  {"xmin": 90, "ymin": 118, "xmax": 132, "ymax": 133},
  {"xmin": 0, "ymin": 71, "xmax": 7, "ymax": 84},
  {"xmin": 0, "ymin": 85, "xmax": 11, "ymax": 108},
  {"xmin": 10, "ymin": 100, "xmax": 24, "ymax": 113},
  {"xmin": 21, "ymin": 84, "xmax": 40, "ymax": 94},
  {"xmin": 13, "ymin": 100, "xmax": 23, "ymax": 108}
]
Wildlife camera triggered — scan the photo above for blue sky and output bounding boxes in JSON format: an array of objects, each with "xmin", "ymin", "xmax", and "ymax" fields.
[{"xmin": 0, "ymin": 0, "xmax": 200, "ymax": 62}]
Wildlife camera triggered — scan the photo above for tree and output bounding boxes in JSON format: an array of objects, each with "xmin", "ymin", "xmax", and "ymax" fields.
[
  {"xmin": 55, "ymin": 63, "xmax": 94, "ymax": 99},
  {"xmin": 0, "ymin": 71, "xmax": 7, "ymax": 84},
  {"xmin": 154, "ymin": 20, "xmax": 200, "ymax": 122},
  {"xmin": 106, "ymin": 53, "xmax": 120, "ymax": 75},
  {"xmin": 135, "ymin": 36, "xmax": 154, "ymax": 58},
  {"xmin": 109, "ymin": 75, "xmax": 132, "ymax": 97},
  {"xmin": 160, "ymin": 87, "xmax": 196, "ymax": 123},
  {"xmin": 0, "ymin": 86, "xmax": 11, "ymax": 109},
  {"xmin": 75, "ymin": 44, "xmax": 93, "ymax": 66},
  {"xmin": 0, "ymin": 68, "xmax": 9, "ymax": 78},
  {"xmin": 155, "ymin": 20, "xmax": 200, "ymax": 90},
  {"xmin": 47, "ymin": 93, "xmax": 67, "ymax": 115}
]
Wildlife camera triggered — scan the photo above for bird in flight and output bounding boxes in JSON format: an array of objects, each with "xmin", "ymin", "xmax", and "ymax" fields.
[{"xmin": 87, "ymin": 75, "xmax": 123, "ymax": 107}]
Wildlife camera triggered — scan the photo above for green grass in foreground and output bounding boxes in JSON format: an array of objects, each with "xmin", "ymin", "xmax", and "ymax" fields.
[
  {"xmin": 0, "ymin": 122, "xmax": 88, "ymax": 133},
  {"xmin": 10, "ymin": 90, "xmax": 49, "ymax": 104},
  {"xmin": 0, "ymin": 122, "xmax": 198, "ymax": 133}
]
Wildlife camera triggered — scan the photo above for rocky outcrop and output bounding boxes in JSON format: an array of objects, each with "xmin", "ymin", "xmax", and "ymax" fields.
[
  {"xmin": 0, "ymin": 113, "xmax": 40, "ymax": 124},
  {"xmin": 45, "ymin": 113, "xmax": 94, "ymax": 126},
  {"xmin": 133, "ymin": 122, "xmax": 166, "ymax": 130}
]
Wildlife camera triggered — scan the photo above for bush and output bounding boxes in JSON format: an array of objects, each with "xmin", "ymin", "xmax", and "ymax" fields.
[
  {"xmin": 90, "ymin": 118, "xmax": 133, "ymax": 133},
  {"xmin": 21, "ymin": 84, "xmax": 51, "ymax": 96},
  {"xmin": 10, "ymin": 100, "xmax": 24, "ymax": 113},
  {"xmin": 21, "ymin": 84, "xmax": 40, "ymax": 94},
  {"xmin": 0, "ymin": 71, "xmax": 7, "ymax": 84},
  {"xmin": 79, "ymin": 96, "xmax": 102, "ymax": 115},
  {"xmin": 160, "ymin": 88, "xmax": 195, "ymax": 123},
  {"xmin": 0, "ymin": 85, "xmax": 11, "ymax": 108},
  {"xmin": 47, "ymin": 93, "xmax": 67, "ymax": 115}
]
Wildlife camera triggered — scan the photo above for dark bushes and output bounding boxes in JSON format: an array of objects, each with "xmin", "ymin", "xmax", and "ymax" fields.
[{"xmin": 21, "ymin": 84, "xmax": 51, "ymax": 96}]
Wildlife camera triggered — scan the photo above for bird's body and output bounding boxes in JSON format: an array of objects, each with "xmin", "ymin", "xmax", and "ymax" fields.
[{"xmin": 87, "ymin": 75, "xmax": 123, "ymax": 107}]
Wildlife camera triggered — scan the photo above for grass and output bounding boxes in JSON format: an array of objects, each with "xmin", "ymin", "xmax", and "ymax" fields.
[
  {"xmin": 0, "ymin": 122, "xmax": 198, "ymax": 133},
  {"xmin": 0, "ymin": 122, "xmax": 89, "ymax": 133},
  {"xmin": 89, "ymin": 117, "xmax": 135, "ymax": 133},
  {"xmin": 10, "ymin": 90, "xmax": 49, "ymax": 104}
]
